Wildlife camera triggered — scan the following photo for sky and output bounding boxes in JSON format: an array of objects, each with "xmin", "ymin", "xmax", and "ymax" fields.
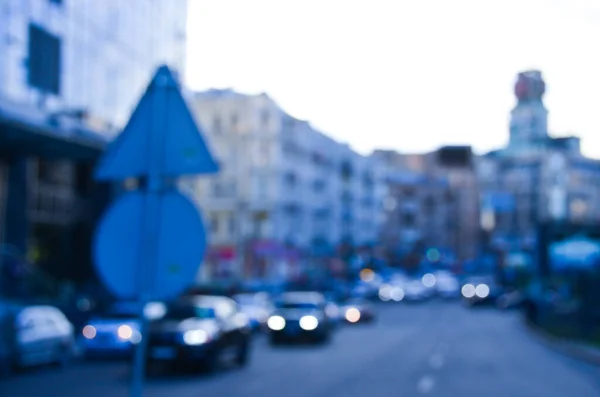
[{"xmin": 185, "ymin": 0, "xmax": 600, "ymax": 158}]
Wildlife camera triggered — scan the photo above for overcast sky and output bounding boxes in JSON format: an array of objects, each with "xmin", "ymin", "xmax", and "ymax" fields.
[{"xmin": 185, "ymin": 0, "xmax": 600, "ymax": 158}]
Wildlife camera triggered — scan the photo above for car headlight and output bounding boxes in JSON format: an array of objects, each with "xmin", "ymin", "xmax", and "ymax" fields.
[
  {"xmin": 183, "ymin": 329, "xmax": 209, "ymax": 345},
  {"xmin": 379, "ymin": 284, "xmax": 392, "ymax": 301},
  {"xmin": 461, "ymin": 284, "xmax": 476, "ymax": 298},
  {"xmin": 390, "ymin": 287, "xmax": 404, "ymax": 302},
  {"xmin": 475, "ymin": 284, "xmax": 490, "ymax": 298},
  {"xmin": 118, "ymin": 325, "xmax": 133, "ymax": 341},
  {"xmin": 82, "ymin": 325, "xmax": 96, "ymax": 340},
  {"xmin": 267, "ymin": 315, "xmax": 286, "ymax": 331},
  {"xmin": 345, "ymin": 307, "xmax": 361, "ymax": 323},
  {"xmin": 299, "ymin": 315, "xmax": 319, "ymax": 331}
]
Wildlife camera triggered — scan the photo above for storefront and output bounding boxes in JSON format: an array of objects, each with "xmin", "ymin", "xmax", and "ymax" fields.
[{"xmin": 0, "ymin": 105, "xmax": 110, "ymax": 294}]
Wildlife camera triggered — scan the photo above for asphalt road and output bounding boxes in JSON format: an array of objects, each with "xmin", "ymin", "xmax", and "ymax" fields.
[{"xmin": 2, "ymin": 301, "xmax": 600, "ymax": 397}]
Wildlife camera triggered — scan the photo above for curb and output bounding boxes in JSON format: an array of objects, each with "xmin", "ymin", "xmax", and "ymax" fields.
[{"xmin": 524, "ymin": 319, "xmax": 600, "ymax": 366}]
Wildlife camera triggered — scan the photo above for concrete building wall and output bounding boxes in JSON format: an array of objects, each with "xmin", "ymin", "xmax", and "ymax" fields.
[{"xmin": 0, "ymin": 0, "xmax": 188, "ymax": 132}]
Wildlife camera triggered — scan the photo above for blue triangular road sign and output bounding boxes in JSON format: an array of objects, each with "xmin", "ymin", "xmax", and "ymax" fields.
[{"xmin": 95, "ymin": 65, "xmax": 219, "ymax": 181}]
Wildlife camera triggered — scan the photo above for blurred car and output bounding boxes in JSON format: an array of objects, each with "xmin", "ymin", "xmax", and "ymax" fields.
[
  {"xmin": 268, "ymin": 292, "xmax": 334, "ymax": 344},
  {"xmin": 80, "ymin": 301, "xmax": 159, "ymax": 358},
  {"xmin": 434, "ymin": 272, "xmax": 460, "ymax": 299},
  {"xmin": 340, "ymin": 298, "xmax": 376, "ymax": 324},
  {"xmin": 0, "ymin": 303, "xmax": 75, "ymax": 376},
  {"xmin": 147, "ymin": 296, "xmax": 251, "ymax": 372},
  {"xmin": 461, "ymin": 276, "xmax": 503, "ymax": 306},
  {"xmin": 232, "ymin": 293, "xmax": 274, "ymax": 332},
  {"xmin": 378, "ymin": 283, "xmax": 405, "ymax": 302},
  {"xmin": 403, "ymin": 279, "xmax": 430, "ymax": 302}
]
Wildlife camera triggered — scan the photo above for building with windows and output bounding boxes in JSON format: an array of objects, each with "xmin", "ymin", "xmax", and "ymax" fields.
[
  {"xmin": 0, "ymin": 0, "xmax": 188, "ymax": 289},
  {"xmin": 478, "ymin": 70, "xmax": 600, "ymax": 255},
  {"xmin": 373, "ymin": 146, "xmax": 479, "ymax": 263},
  {"xmin": 188, "ymin": 89, "xmax": 382, "ymax": 282}
]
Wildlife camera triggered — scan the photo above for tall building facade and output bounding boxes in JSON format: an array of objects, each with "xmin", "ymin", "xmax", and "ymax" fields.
[
  {"xmin": 0, "ymin": 0, "xmax": 189, "ymax": 287},
  {"xmin": 479, "ymin": 70, "xmax": 600, "ymax": 255},
  {"xmin": 373, "ymin": 146, "xmax": 479, "ymax": 262},
  {"xmin": 188, "ymin": 89, "xmax": 381, "ymax": 282}
]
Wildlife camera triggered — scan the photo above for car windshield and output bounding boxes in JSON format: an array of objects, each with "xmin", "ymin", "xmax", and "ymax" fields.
[
  {"xmin": 163, "ymin": 305, "xmax": 215, "ymax": 320},
  {"xmin": 277, "ymin": 302, "xmax": 319, "ymax": 310}
]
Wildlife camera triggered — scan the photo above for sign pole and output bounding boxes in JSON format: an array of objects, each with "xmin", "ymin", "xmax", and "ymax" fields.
[
  {"xmin": 92, "ymin": 66, "xmax": 219, "ymax": 397},
  {"xmin": 130, "ymin": 73, "xmax": 169, "ymax": 397}
]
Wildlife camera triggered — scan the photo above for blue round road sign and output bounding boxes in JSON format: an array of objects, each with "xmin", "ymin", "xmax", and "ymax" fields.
[{"xmin": 93, "ymin": 190, "xmax": 206, "ymax": 301}]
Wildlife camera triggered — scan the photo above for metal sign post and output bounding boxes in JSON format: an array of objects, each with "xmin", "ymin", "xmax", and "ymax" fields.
[{"xmin": 92, "ymin": 66, "xmax": 219, "ymax": 397}]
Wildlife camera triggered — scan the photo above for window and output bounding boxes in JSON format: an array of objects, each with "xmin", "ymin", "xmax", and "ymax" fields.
[
  {"xmin": 231, "ymin": 113, "xmax": 239, "ymax": 129},
  {"xmin": 284, "ymin": 172, "xmax": 297, "ymax": 186},
  {"xmin": 212, "ymin": 181, "xmax": 236, "ymax": 198},
  {"xmin": 313, "ymin": 180, "xmax": 326, "ymax": 192},
  {"xmin": 212, "ymin": 116, "xmax": 222, "ymax": 134},
  {"xmin": 402, "ymin": 187, "xmax": 415, "ymax": 197},
  {"xmin": 228, "ymin": 216, "xmax": 235, "ymax": 236},
  {"xmin": 28, "ymin": 24, "xmax": 61, "ymax": 94},
  {"xmin": 209, "ymin": 214, "xmax": 219, "ymax": 234},
  {"xmin": 261, "ymin": 109, "xmax": 270, "ymax": 127},
  {"xmin": 402, "ymin": 212, "xmax": 416, "ymax": 227}
]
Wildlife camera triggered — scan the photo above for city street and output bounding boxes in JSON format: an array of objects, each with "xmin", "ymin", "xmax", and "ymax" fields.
[{"xmin": 2, "ymin": 301, "xmax": 600, "ymax": 397}]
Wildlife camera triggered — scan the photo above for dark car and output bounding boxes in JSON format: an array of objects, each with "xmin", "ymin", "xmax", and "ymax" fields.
[
  {"xmin": 146, "ymin": 296, "xmax": 251, "ymax": 372},
  {"xmin": 461, "ymin": 277, "xmax": 503, "ymax": 307},
  {"xmin": 267, "ymin": 292, "xmax": 333, "ymax": 344},
  {"xmin": 339, "ymin": 298, "xmax": 376, "ymax": 324}
]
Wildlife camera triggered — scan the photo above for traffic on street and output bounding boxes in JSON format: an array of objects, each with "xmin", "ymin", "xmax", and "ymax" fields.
[{"xmin": 2, "ymin": 298, "xmax": 600, "ymax": 397}]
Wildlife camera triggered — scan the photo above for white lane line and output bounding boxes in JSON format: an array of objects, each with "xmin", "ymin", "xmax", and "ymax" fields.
[
  {"xmin": 429, "ymin": 353, "xmax": 445, "ymax": 370},
  {"xmin": 417, "ymin": 374, "xmax": 436, "ymax": 394}
]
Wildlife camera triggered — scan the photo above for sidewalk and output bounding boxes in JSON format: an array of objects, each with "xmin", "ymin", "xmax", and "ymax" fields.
[{"xmin": 525, "ymin": 319, "xmax": 600, "ymax": 366}]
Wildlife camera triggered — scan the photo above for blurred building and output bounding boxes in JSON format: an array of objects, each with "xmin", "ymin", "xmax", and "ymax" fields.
[
  {"xmin": 188, "ymin": 89, "xmax": 382, "ymax": 281},
  {"xmin": 478, "ymin": 70, "xmax": 600, "ymax": 255},
  {"xmin": 373, "ymin": 146, "xmax": 478, "ymax": 262},
  {"xmin": 0, "ymin": 0, "xmax": 188, "ymax": 288}
]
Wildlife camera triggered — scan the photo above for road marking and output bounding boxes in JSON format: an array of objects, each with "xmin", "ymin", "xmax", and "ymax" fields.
[
  {"xmin": 417, "ymin": 375, "xmax": 435, "ymax": 394},
  {"xmin": 429, "ymin": 353, "xmax": 445, "ymax": 369}
]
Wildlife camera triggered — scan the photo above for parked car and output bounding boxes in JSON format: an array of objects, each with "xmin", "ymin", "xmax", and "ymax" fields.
[
  {"xmin": 0, "ymin": 303, "xmax": 75, "ymax": 376},
  {"xmin": 146, "ymin": 296, "xmax": 251, "ymax": 373},
  {"xmin": 339, "ymin": 298, "xmax": 376, "ymax": 324},
  {"xmin": 268, "ymin": 292, "xmax": 334, "ymax": 344}
]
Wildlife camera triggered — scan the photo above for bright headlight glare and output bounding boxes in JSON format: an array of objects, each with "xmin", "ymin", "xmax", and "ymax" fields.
[
  {"xmin": 345, "ymin": 307, "xmax": 361, "ymax": 323},
  {"xmin": 117, "ymin": 325, "xmax": 133, "ymax": 340},
  {"xmin": 82, "ymin": 325, "xmax": 96, "ymax": 340},
  {"xmin": 475, "ymin": 284, "xmax": 490, "ymax": 298},
  {"xmin": 267, "ymin": 315, "xmax": 286, "ymax": 331},
  {"xmin": 461, "ymin": 284, "xmax": 476, "ymax": 298},
  {"xmin": 391, "ymin": 287, "xmax": 404, "ymax": 302},
  {"xmin": 299, "ymin": 315, "xmax": 319, "ymax": 331},
  {"xmin": 422, "ymin": 273, "xmax": 436, "ymax": 288},
  {"xmin": 183, "ymin": 329, "xmax": 208, "ymax": 345},
  {"xmin": 379, "ymin": 284, "xmax": 392, "ymax": 301}
]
